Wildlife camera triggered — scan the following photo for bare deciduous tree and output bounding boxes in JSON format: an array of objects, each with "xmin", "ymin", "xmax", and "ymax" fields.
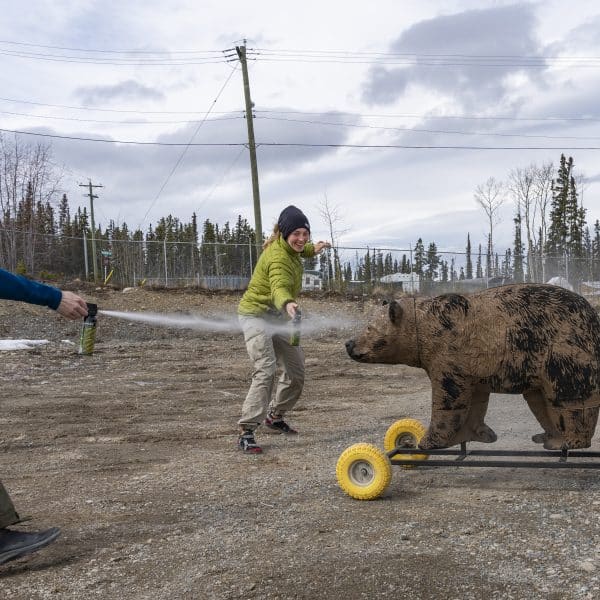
[
  {"xmin": 318, "ymin": 193, "xmax": 349, "ymax": 291},
  {"xmin": 0, "ymin": 133, "xmax": 62, "ymax": 271},
  {"xmin": 532, "ymin": 162, "xmax": 553, "ymax": 250},
  {"xmin": 508, "ymin": 165, "xmax": 537, "ymax": 281},
  {"xmin": 474, "ymin": 177, "xmax": 505, "ymax": 274}
]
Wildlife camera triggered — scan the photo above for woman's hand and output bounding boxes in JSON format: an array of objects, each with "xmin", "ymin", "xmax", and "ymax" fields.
[
  {"xmin": 285, "ymin": 302, "xmax": 299, "ymax": 319},
  {"xmin": 313, "ymin": 241, "xmax": 331, "ymax": 254}
]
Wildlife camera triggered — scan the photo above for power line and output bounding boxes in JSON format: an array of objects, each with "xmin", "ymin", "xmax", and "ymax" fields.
[
  {"xmin": 0, "ymin": 96, "xmax": 243, "ymax": 115},
  {"xmin": 0, "ymin": 39, "xmax": 228, "ymax": 55},
  {"xmin": 0, "ymin": 109, "xmax": 245, "ymax": 126},
  {"xmin": 254, "ymin": 109, "xmax": 600, "ymax": 124},
  {"xmin": 0, "ymin": 127, "xmax": 239, "ymax": 145},
  {"xmin": 5, "ymin": 38, "xmax": 600, "ymax": 61},
  {"xmin": 3, "ymin": 128, "xmax": 600, "ymax": 150},
  {"xmin": 250, "ymin": 57, "xmax": 600, "ymax": 68},
  {"xmin": 2, "ymin": 96, "xmax": 599, "ymax": 124},
  {"xmin": 256, "ymin": 115, "xmax": 600, "ymax": 141},
  {"xmin": 2, "ymin": 94, "xmax": 598, "ymax": 124},
  {"xmin": 252, "ymin": 47, "xmax": 600, "ymax": 60},
  {"xmin": 4, "ymin": 39, "xmax": 600, "ymax": 68},
  {"xmin": 4, "ymin": 39, "xmax": 600, "ymax": 65},
  {"xmin": 0, "ymin": 48, "xmax": 230, "ymax": 65},
  {"xmin": 249, "ymin": 48, "xmax": 600, "ymax": 68},
  {"xmin": 139, "ymin": 64, "xmax": 240, "ymax": 226},
  {"xmin": 194, "ymin": 147, "xmax": 246, "ymax": 215}
]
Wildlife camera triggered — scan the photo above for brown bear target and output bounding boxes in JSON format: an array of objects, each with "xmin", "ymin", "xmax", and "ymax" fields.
[{"xmin": 345, "ymin": 284, "xmax": 600, "ymax": 450}]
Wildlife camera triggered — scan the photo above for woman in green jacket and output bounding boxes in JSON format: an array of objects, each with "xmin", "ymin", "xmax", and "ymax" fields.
[{"xmin": 237, "ymin": 206, "xmax": 330, "ymax": 453}]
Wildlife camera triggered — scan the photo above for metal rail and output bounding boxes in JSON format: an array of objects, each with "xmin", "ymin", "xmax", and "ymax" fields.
[{"xmin": 388, "ymin": 443, "xmax": 600, "ymax": 469}]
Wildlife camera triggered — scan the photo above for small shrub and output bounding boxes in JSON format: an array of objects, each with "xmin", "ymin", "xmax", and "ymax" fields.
[
  {"xmin": 16, "ymin": 260, "xmax": 27, "ymax": 275},
  {"xmin": 38, "ymin": 270, "xmax": 59, "ymax": 281}
]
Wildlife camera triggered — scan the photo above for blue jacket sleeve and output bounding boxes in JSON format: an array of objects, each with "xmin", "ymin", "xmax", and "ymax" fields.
[{"xmin": 0, "ymin": 268, "xmax": 62, "ymax": 310}]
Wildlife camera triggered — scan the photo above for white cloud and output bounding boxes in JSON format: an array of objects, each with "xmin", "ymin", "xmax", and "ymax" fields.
[
  {"xmin": 74, "ymin": 80, "xmax": 165, "ymax": 106},
  {"xmin": 0, "ymin": 0, "xmax": 598, "ymax": 253}
]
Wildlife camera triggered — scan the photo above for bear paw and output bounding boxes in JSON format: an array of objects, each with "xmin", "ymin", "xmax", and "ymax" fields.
[
  {"xmin": 542, "ymin": 436, "xmax": 568, "ymax": 451},
  {"xmin": 473, "ymin": 424, "xmax": 497, "ymax": 443},
  {"xmin": 543, "ymin": 436, "xmax": 592, "ymax": 451},
  {"xmin": 418, "ymin": 432, "xmax": 449, "ymax": 450},
  {"xmin": 531, "ymin": 432, "xmax": 547, "ymax": 444}
]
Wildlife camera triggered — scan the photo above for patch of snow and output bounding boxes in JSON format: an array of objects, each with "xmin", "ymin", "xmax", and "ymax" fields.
[{"xmin": 0, "ymin": 339, "xmax": 49, "ymax": 351}]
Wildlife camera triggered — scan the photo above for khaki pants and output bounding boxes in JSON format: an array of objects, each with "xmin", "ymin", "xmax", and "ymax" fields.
[
  {"xmin": 0, "ymin": 482, "xmax": 19, "ymax": 528},
  {"xmin": 238, "ymin": 315, "xmax": 305, "ymax": 429}
]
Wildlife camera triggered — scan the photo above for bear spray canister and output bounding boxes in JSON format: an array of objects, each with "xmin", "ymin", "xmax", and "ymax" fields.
[
  {"xmin": 79, "ymin": 303, "xmax": 98, "ymax": 355},
  {"xmin": 289, "ymin": 308, "xmax": 302, "ymax": 346}
]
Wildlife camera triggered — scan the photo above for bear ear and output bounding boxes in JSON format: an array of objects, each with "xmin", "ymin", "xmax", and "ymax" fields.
[{"xmin": 388, "ymin": 300, "xmax": 403, "ymax": 324}]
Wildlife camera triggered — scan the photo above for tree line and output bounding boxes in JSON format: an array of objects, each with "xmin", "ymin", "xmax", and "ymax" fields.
[
  {"xmin": 329, "ymin": 153, "xmax": 600, "ymax": 291},
  {"xmin": 0, "ymin": 134, "xmax": 598, "ymax": 290}
]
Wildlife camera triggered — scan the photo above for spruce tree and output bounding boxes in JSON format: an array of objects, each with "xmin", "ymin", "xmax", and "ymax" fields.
[
  {"xmin": 545, "ymin": 154, "xmax": 572, "ymax": 278},
  {"xmin": 413, "ymin": 239, "xmax": 425, "ymax": 278},
  {"xmin": 465, "ymin": 233, "xmax": 473, "ymax": 279},
  {"xmin": 450, "ymin": 257, "xmax": 457, "ymax": 282},
  {"xmin": 201, "ymin": 219, "xmax": 217, "ymax": 276},
  {"xmin": 401, "ymin": 254, "xmax": 409, "ymax": 273},
  {"xmin": 425, "ymin": 242, "xmax": 440, "ymax": 281},
  {"xmin": 363, "ymin": 249, "xmax": 372, "ymax": 284},
  {"xmin": 593, "ymin": 220, "xmax": 600, "ymax": 280},
  {"xmin": 513, "ymin": 211, "xmax": 524, "ymax": 282},
  {"xmin": 440, "ymin": 259, "xmax": 449, "ymax": 283},
  {"xmin": 544, "ymin": 154, "xmax": 589, "ymax": 285}
]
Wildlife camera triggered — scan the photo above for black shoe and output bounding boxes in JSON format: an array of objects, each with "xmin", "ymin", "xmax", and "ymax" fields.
[
  {"xmin": 237, "ymin": 431, "xmax": 263, "ymax": 454},
  {"xmin": 0, "ymin": 527, "xmax": 61, "ymax": 565},
  {"xmin": 264, "ymin": 414, "xmax": 298, "ymax": 434}
]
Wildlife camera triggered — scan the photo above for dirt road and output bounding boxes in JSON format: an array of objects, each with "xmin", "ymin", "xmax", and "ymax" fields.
[{"xmin": 0, "ymin": 287, "xmax": 599, "ymax": 599}]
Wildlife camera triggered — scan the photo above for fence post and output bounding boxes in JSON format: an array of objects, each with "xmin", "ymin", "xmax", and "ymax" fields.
[
  {"xmin": 163, "ymin": 238, "xmax": 168, "ymax": 286},
  {"xmin": 248, "ymin": 237, "xmax": 253, "ymax": 277},
  {"xmin": 83, "ymin": 231, "xmax": 89, "ymax": 280},
  {"xmin": 409, "ymin": 243, "xmax": 415, "ymax": 294}
]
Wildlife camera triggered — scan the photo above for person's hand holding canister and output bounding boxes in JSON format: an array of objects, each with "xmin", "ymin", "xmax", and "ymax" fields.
[
  {"xmin": 286, "ymin": 301, "xmax": 299, "ymax": 319},
  {"xmin": 56, "ymin": 291, "xmax": 89, "ymax": 320}
]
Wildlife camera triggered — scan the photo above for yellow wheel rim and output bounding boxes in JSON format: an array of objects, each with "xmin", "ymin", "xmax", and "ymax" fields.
[
  {"xmin": 336, "ymin": 443, "xmax": 392, "ymax": 500},
  {"xmin": 383, "ymin": 418, "xmax": 428, "ymax": 467}
]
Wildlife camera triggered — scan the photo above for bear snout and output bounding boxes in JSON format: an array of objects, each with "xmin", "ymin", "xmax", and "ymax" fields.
[{"xmin": 346, "ymin": 339, "xmax": 365, "ymax": 361}]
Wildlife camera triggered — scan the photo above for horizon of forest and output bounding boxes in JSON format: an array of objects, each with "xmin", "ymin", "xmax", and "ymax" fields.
[{"xmin": 0, "ymin": 135, "xmax": 599, "ymax": 289}]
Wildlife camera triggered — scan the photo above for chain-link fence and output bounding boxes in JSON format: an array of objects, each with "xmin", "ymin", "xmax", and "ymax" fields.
[
  {"xmin": 322, "ymin": 246, "xmax": 600, "ymax": 299},
  {"xmin": 1, "ymin": 229, "xmax": 599, "ymax": 299}
]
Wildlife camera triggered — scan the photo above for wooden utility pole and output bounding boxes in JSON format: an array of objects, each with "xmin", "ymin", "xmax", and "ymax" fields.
[
  {"xmin": 236, "ymin": 41, "xmax": 263, "ymax": 256},
  {"xmin": 79, "ymin": 180, "xmax": 103, "ymax": 282}
]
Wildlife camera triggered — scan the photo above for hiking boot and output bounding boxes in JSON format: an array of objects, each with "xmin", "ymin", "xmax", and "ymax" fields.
[
  {"xmin": 238, "ymin": 430, "xmax": 262, "ymax": 454},
  {"xmin": 264, "ymin": 414, "xmax": 298, "ymax": 435},
  {"xmin": 0, "ymin": 527, "xmax": 61, "ymax": 565}
]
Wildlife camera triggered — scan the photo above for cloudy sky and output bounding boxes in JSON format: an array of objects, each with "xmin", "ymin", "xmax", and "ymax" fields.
[{"xmin": 1, "ymin": 0, "xmax": 600, "ymax": 255}]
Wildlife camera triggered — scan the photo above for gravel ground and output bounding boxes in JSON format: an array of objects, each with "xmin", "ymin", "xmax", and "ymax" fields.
[{"xmin": 0, "ymin": 286, "xmax": 599, "ymax": 599}]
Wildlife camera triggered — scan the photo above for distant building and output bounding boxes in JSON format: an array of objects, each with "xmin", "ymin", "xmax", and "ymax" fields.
[
  {"xmin": 378, "ymin": 272, "xmax": 420, "ymax": 293},
  {"xmin": 452, "ymin": 277, "xmax": 513, "ymax": 293},
  {"xmin": 546, "ymin": 276, "xmax": 574, "ymax": 291},
  {"xmin": 303, "ymin": 270, "xmax": 323, "ymax": 291},
  {"xmin": 582, "ymin": 281, "xmax": 600, "ymax": 296}
]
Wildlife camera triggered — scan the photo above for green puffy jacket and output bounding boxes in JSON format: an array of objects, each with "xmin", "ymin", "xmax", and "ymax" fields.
[{"xmin": 238, "ymin": 235, "xmax": 315, "ymax": 316}]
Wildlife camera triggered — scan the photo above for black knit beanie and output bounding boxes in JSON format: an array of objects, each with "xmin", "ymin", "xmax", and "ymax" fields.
[{"xmin": 278, "ymin": 205, "xmax": 311, "ymax": 240}]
